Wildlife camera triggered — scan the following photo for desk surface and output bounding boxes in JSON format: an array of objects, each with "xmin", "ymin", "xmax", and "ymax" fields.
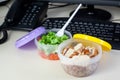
[{"xmin": 0, "ymin": 2, "xmax": 120, "ymax": 80}]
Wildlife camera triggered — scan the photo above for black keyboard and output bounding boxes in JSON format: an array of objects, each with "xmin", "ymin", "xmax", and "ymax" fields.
[{"xmin": 41, "ymin": 17, "xmax": 120, "ymax": 50}]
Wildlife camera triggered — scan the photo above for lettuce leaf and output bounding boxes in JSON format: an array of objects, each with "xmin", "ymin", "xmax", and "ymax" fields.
[{"xmin": 39, "ymin": 31, "xmax": 68, "ymax": 45}]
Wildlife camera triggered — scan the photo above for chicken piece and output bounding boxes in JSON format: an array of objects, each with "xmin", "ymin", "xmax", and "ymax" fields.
[
  {"xmin": 89, "ymin": 48, "xmax": 98, "ymax": 58},
  {"xmin": 64, "ymin": 48, "xmax": 75, "ymax": 58},
  {"xmin": 74, "ymin": 43, "xmax": 83, "ymax": 51},
  {"xmin": 69, "ymin": 51, "xmax": 79, "ymax": 58},
  {"xmin": 74, "ymin": 43, "xmax": 84, "ymax": 55},
  {"xmin": 83, "ymin": 49, "xmax": 90, "ymax": 55},
  {"xmin": 62, "ymin": 47, "xmax": 69, "ymax": 55}
]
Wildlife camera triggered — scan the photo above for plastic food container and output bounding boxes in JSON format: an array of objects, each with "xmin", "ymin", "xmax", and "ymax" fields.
[
  {"xmin": 35, "ymin": 28, "xmax": 72, "ymax": 60},
  {"xmin": 57, "ymin": 34, "xmax": 112, "ymax": 77}
]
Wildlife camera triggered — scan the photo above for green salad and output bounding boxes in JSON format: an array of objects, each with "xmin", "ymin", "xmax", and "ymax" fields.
[{"xmin": 39, "ymin": 31, "xmax": 69, "ymax": 45}]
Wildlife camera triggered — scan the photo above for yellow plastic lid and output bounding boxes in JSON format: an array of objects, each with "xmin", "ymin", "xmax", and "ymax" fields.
[{"xmin": 73, "ymin": 34, "xmax": 112, "ymax": 52}]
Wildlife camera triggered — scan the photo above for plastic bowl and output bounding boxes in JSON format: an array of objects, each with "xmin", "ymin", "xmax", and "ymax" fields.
[
  {"xmin": 57, "ymin": 38, "xmax": 102, "ymax": 77},
  {"xmin": 35, "ymin": 28, "xmax": 72, "ymax": 60}
]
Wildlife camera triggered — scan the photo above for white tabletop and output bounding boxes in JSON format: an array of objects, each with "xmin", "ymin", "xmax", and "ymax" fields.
[{"xmin": 0, "ymin": 2, "xmax": 120, "ymax": 80}]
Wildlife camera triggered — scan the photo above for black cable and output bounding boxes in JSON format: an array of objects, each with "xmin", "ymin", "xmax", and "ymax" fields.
[
  {"xmin": 0, "ymin": 0, "xmax": 11, "ymax": 44},
  {"xmin": 0, "ymin": 30, "xmax": 8, "ymax": 44},
  {"xmin": 0, "ymin": 22, "xmax": 8, "ymax": 44}
]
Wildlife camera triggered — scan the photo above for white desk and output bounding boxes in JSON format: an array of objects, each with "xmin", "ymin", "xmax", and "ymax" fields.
[{"xmin": 0, "ymin": 2, "xmax": 120, "ymax": 80}]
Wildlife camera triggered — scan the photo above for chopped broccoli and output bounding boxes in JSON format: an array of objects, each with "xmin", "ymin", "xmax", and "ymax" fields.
[{"xmin": 39, "ymin": 31, "xmax": 69, "ymax": 45}]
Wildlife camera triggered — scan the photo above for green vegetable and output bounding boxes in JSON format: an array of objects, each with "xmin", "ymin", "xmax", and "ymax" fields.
[{"xmin": 39, "ymin": 31, "xmax": 69, "ymax": 45}]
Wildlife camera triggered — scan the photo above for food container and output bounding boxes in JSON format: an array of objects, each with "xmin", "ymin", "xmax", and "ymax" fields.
[
  {"xmin": 57, "ymin": 34, "xmax": 111, "ymax": 77},
  {"xmin": 35, "ymin": 28, "xmax": 72, "ymax": 60}
]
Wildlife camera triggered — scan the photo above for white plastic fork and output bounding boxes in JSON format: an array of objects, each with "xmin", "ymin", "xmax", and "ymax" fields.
[{"xmin": 56, "ymin": 4, "xmax": 82, "ymax": 37}]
